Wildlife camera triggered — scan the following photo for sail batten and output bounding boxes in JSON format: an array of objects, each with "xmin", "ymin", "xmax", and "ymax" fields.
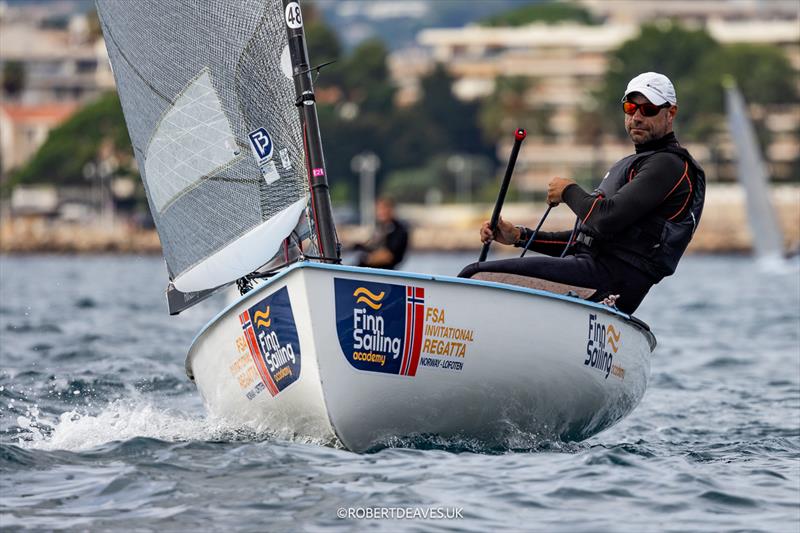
[{"xmin": 97, "ymin": 0, "xmax": 309, "ymax": 288}]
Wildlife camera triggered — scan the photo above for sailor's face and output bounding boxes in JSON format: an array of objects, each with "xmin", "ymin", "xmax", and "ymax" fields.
[
  {"xmin": 624, "ymin": 93, "xmax": 676, "ymax": 144},
  {"xmin": 375, "ymin": 200, "xmax": 393, "ymax": 224}
]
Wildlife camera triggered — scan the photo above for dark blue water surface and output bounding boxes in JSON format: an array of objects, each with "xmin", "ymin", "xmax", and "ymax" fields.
[{"xmin": 1, "ymin": 253, "xmax": 798, "ymax": 532}]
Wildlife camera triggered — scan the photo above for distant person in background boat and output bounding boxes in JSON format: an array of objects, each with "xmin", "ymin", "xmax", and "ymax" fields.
[
  {"xmin": 355, "ymin": 197, "xmax": 409, "ymax": 269},
  {"xmin": 459, "ymin": 72, "xmax": 706, "ymax": 314}
]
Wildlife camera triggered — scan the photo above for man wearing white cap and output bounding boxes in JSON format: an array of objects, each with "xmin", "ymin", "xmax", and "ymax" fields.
[{"xmin": 460, "ymin": 72, "xmax": 706, "ymax": 314}]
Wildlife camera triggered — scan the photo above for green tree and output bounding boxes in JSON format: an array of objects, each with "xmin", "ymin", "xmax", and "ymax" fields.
[
  {"xmin": 299, "ymin": 7, "xmax": 506, "ymax": 204},
  {"xmin": 342, "ymin": 38, "xmax": 395, "ymax": 113},
  {"xmin": 382, "ymin": 153, "xmax": 495, "ymax": 204},
  {"xmin": 597, "ymin": 22, "xmax": 796, "ymax": 141},
  {"xmin": 10, "ymin": 92, "xmax": 133, "ymax": 187},
  {"xmin": 378, "ymin": 106, "xmax": 450, "ymax": 170},
  {"xmin": 481, "ymin": 1, "xmax": 597, "ymax": 27},
  {"xmin": 312, "ymin": 39, "xmax": 393, "ymax": 199},
  {"xmin": 2, "ymin": 61, "xmax": 26, "ymax": 98},
  {"xmin": 693, "ymin": 44, "xmax": 797, "ymax": 112},
  {"xmin": 479, "ymin": 76, "xmax": 554, "ymax": 145},
  {"xmin": 381, "ymin": 165, "xmax": 441, "ymax": 203},
  {"xmin": 415, "ymin": 64, "xmax": 491, "ymax": 157},
  {"xmin": 303, "ymin": 1, "xmax": 343, "ymax": 86},
  {"xmin": 597, "ymin": 22, "xmax": 721, "ymax": 138}
]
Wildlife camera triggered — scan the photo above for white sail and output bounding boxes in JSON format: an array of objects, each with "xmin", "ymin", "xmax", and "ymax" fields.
[
  {"xmin": 173, "ymin": 198, "xmax": 306, "ymax": 292},
  {"xmin": 97, "ymin": 0, "xmax": 309, "ymax": 292},
  {"xmin": 724, "ymin": 82, "xmax": 785, "ymax": 263}
]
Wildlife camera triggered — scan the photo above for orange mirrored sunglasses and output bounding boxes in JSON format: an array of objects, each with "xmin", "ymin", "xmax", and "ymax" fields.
[{"xmin": 622, "ymin": 101, "xmax": 670, "ymax": 117}]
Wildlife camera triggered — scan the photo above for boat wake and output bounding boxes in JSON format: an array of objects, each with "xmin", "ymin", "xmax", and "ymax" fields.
[
  {"xmin": 14, "ymin": 399, "xmax": 286, "ymax": 452},
  {"xmin": 367, "ymin": 425, "xmax": 589, "ymax": 455},
  {"xmin": 755, "ymin": 254, "xmax": 800, "ymax": 276},
  {"xmin": 13, "ymin": 396, "xmax": 586, "ymax": 455}
]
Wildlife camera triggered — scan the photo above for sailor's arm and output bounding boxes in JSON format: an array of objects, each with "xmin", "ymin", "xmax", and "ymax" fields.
[
  {"xmin": 479, "ymin": 216, "xmax": 518, "ymax": 245},
  {"xmin": 363, "ymin": 247, "xmax": 395, "ymax": 267},
  {"xmin": 515, "ymin": 229, "xmax": 576, "ymax": 256},
  {"xmin": 559, "ymin": 154, "xmax": 686, "ymax": 236},
  {"xmin": 480, "ymin": 216, "xmax": 574, "ymax": 257}
]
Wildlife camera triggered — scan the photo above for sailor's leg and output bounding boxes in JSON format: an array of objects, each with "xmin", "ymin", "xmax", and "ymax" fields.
[
  {"xmin": 458, "ymin": 254, "xmax": 654, "ymax": 314},
  {"xmin": 458, "ymin": 253, "xmax": 608, "ymax": 288},
  {"xmin": 595, "ymin": 255, "xmax": 655, "ymax": 313}
]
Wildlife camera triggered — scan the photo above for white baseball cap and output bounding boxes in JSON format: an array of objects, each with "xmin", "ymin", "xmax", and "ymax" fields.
[{"xmin": 622, "ymin": 72, "xmax": 677, "ymax": 106}]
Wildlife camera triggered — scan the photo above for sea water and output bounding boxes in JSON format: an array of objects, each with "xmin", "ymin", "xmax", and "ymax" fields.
[{"xmin": 1, "ymin": 253, "xmax": 798, "ymax": 532}]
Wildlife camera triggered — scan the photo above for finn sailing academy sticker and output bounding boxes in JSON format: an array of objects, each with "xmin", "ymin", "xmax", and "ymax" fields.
[
  {"xmin": 238, "ymin": 287, "xmax": 301, "ymax": 396},
  {"xmin": 585, "ymin": 313, "xmax": 625, "ymax": 380},
  {"xmin": 248, "ymin": 127, "xmax": 281, "ymax": 184},
  {"xmin": 335, "ymin": 278, "xmax": 425, "ymax": 376}
]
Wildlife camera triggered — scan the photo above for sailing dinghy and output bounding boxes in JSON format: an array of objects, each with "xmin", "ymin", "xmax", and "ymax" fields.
[{"xmin": 97, "ymin": 0, "xmax": 656, "ymax": 452}]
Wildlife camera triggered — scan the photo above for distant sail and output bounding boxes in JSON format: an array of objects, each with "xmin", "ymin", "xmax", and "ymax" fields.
[
  {"xmin": 724, "ymin": 82, "xmax": 784, "ymax": 262},
  {"xmin": 96, "ymin": 0, "xmax": 309, "ymax": 292}
]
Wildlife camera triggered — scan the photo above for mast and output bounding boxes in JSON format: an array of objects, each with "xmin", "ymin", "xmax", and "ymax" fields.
[{"xmin": 283, "ymin": 0, "xmax": 340, "ymax": 262}]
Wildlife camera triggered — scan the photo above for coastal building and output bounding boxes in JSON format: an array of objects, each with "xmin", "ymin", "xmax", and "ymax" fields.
[
  {"xmin": 0, "ymin": 4, "xmax": 113, "ymax": 105},
  {"xmin": 0, "ymin": 3, "xmax": 112, "ymax": 178},
  {"xmin": 580, "ymin": 0, "xmax": 800, "ymax": 26},
  {"xmin": 389, "ymin": 2, "xmax": 800, "ymax": 191},
  {"xmin": 0, "ymin": 102, "xmax": 78, "ymax": 176}
]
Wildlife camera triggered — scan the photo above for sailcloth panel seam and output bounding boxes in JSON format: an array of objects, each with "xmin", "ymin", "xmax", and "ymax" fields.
[{"xmin": 145, "ymin": 69, "xmax": 242, "ymax": 213}]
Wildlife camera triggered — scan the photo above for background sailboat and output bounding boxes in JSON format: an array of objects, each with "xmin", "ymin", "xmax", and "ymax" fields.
[{"xmin": 723, "ymin": 79, "xmax": 790, "ymax": 270}]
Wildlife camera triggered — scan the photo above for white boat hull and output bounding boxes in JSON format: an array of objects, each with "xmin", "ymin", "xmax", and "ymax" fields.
[{"xmin": 187, "ymin": 263, "xmax": 655, "ymax": 452}]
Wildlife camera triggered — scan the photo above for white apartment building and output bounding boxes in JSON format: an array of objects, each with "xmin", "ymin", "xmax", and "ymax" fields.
[
  {"xmin": 390, "ymin": 5, "xmax": 799, "ymax": 190},
  {"xmin": 0, "ymin": 6, "xmax": 114, "ymax": 177},
  {"xmin": 413, "ymin": 19, "xmax": 798, "ymax": 104},
  {"xmin": 0, "ymin": 16, "xmax": 113, "ymax": 105}
]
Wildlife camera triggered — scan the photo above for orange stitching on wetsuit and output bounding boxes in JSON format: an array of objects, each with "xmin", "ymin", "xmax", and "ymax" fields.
[
  {"xmin": 667, "ymin": 163, "xmax": 693, "ymax": 221},
  {"xmin": 663, "ymin": 161, "xmax": 689, "ymax": 201},
  {"xmin": 582, "ymin": 194, "xmax": 604, "ymax": 224}
]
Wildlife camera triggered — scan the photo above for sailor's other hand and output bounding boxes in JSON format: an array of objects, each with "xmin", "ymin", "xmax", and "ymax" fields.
[
  {"xmin": 365, "ymin": 248, "xmax": 393, "ymax": 267},
  {"xmin": 547, "ymin": 177, "xmax": 576, "ymax": 206},
  {"xmin": 480, "ymin": 216, "xmax": 518, "ymax": 245}
]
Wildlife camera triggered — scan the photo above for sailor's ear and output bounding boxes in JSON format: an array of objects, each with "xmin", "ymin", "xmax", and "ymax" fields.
[
  {"xmin": 666, "ymin": 105, "xmax": 677, "ymax": 127},
  {"xmin": 668, "ymin": 105, "xmax": 678, "ymax": 119}
]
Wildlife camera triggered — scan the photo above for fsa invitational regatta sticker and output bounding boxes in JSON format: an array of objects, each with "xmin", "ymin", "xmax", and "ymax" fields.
[
  {"xmin": 335, "ymin": 278, "xmax": 425, "ymax": 376},
  {"xmin": 239, "ymin": 287, "xmax": 301, "ymax": 396}
]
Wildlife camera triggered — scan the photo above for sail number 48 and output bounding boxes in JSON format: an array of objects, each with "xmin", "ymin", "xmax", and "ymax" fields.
[{"xmin": 285, "ymin": 2, "xmax": 303, "ymax": 29}]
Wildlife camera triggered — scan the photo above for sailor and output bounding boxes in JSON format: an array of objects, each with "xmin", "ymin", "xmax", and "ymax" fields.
[
  {"xmin": 355, "ymin": 197, "xmax": 409, "ymax": 269},
  {"xmin": 459, "ymin": 72, "xmax": 706, "ymax": 314}
]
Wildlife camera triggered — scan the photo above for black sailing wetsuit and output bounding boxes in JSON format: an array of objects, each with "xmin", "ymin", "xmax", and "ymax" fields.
[
  {"xmin": 357, "ymin": 218, "xmax": 409, "ymax": 270},
  {"xmin": 458, "ymin": 132, "xmax": 705, "ymax": 314}
]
